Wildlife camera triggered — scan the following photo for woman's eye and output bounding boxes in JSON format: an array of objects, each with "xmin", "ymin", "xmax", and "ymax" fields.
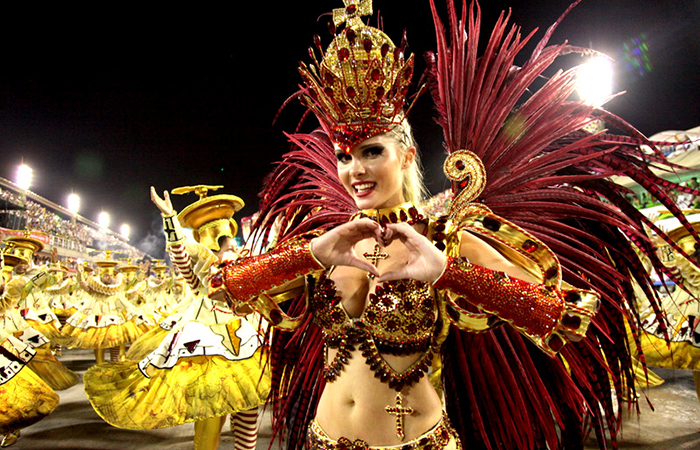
[
  {"xmin": 336, "ymin": 153, "xmax": 351, "ymax": 163},
  {"xmin": 364, "ymin": 146, "xmax": 383, "ymax": 157}
]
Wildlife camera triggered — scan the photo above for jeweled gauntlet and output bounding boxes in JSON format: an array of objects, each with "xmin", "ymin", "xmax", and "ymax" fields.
[
  {"xmin": 433, "ymin": 256, "xmax": 599, "ymax": 355},
  {"xmin": 217, "ymin": 233, "xmax": 325, "ymax": 308}
]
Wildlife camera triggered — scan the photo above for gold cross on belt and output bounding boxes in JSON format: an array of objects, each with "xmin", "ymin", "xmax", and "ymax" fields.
[{"xmin": 385, "ymin": 393, "xmax": 414, "ymax": 440}]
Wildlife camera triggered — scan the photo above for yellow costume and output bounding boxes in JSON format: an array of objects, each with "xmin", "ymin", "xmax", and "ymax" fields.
[
  {"xmin": 0, "ymin": 241, "xmax": 60, "ymax": 447},
  {"xmin": 62, "ymin": 255, "xmax": 143, "ymax": 362},
  {"xmin": 85, "ymin": 186, "xmax": 269, "ymax": 450},
  {"xmin": 1, "ymin": 233, "xmax": 78, "ymax": 391}
]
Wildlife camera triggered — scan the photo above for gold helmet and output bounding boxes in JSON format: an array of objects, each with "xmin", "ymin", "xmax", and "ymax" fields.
[
  {"xmin": 94, "ymin": 250, "xmax": 119, "ymax": 276},
  {"xmin": 173, "ymin": 185, "xmax": 244, "ymax": 252},
  {"xmin": 117, "ymin": 258, "xmax": 140, "ymax": 280},
  {"xmin": 2, "ymin": 230, "xmax": 46, "ymax": 267}
]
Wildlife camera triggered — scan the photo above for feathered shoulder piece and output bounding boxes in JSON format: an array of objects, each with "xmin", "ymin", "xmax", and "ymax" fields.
[
  {"xmin": 248, "ymin": 126, "xmax": 356, "ymax": 251},
  {"xmin": 425, "ymin": 1, "xmax": 700, "ymax": 448}
]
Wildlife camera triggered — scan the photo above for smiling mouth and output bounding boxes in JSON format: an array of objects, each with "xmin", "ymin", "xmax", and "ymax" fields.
[{"xmin": 353, "ymin": 182, "xmax": 376, "ymax": 195}]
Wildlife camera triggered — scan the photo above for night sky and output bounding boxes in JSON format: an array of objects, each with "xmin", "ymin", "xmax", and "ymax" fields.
[{"xmin": 1, "ymin": 0, "xmax": 698, "ymax": 257}]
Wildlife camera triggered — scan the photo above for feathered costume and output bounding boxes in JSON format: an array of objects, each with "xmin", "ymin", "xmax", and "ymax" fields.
[{"xmin": 237, "ymin": 1, "xmax": 698, "ymax": 449}]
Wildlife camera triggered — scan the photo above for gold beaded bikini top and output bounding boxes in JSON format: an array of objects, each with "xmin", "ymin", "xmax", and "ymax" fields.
[{"xmin": 311, "ymin": 273, "xmax": 439, "ymax": 391}]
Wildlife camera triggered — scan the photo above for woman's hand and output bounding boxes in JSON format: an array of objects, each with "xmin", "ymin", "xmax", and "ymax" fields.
[
  {"xmin": 310, "ymin": 218, "xmax": 384, "ymax": 276},
  {"xmin": 150, "ymin": 186, "xmax": 174, "ymax": 216},
  {"xmin": 377, "ymin": 222, "xmax": 447, "ymax": 283}
]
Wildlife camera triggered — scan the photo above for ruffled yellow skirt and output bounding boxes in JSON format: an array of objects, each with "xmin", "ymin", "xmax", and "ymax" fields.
[
  {"xmin": 62, "ymin": 321, "xmax": 143, "ymax": 349},
  {"xmin": 0, "ymin": 366, "xmax": 59, "ymax": 434},
  {"xmin": 125, "ymin": 326, "xmax": 169, "ymax": 361},
  {"xmin": 25, "ymin": 320, "xmax": 63, "ymax": 343},
  {"xmin": 26, "ymin": 344, "xmax": 79, "ymax": 391},
  {"xmin": 84, "ymin": 354, "xmax": 271, "ymax": 430},
  {"xmin": 637, "ymin": 330, "xmax": 700, "ymax": 370}
]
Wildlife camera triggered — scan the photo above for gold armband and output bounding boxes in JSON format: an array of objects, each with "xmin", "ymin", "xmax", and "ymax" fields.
[{"xmin": 433, "ymin": 257, "xmax": 599, "ymax": 355}]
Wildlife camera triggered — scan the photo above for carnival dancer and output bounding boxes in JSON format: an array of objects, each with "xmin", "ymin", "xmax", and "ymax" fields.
[
  {"xmin": 1, "ymin": 232, "xmax": 78, "ymax": 391},
  {"xmin": 45, "ymin": 263, "xmax": 79, "ymax": 328},
  {"xmin": 0, "ymin": 247, "xmax": 60, "ymax": 448},
  {"xmin": 145, "ymin": 261, "xmax": 179, "ymax": 319},
  {"xmin": 634, "ymin": 220, "xmax": 700, "ymax": 397},
  {"xmin": 84, "ymin": 185, "xmax": 269, "ymax": 450},
  {"xmin": 118, "ymin": 261, "xmax": 160, "ymax": 334},
  {"xmin": 11, "ymin": 247, "xmax": 64, "ymax": 345},
  {"xmin": 215, "ymin": 1, "xmax": 700, "ymax": 449},
  {"xmin": 62, "ymin": 252, "xmax": 143, "ymax": 363},
  {"xmin": 125, "ymin": 271, "xmax": 194, "ymax": 361}
]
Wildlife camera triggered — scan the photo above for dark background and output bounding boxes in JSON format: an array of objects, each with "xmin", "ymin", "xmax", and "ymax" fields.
[{"xmin": 1, "ymin": 0, "xmax": 698, "ymax": 256}]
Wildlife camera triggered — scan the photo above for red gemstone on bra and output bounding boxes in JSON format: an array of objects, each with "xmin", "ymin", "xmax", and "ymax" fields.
[
  {"xmin": 269, "ymin": 309, "xmax": 283, "ymax": 325},
  {"xmin": 346, "ymin": 86, "xmax": 356, "ymax": 98},
  {"xmin": 371, "ymin": 68, "xmax": 381, "ymax": 81},
  {"xmin": 339, "ymin": 47, "xmax": 350, "ymax": 61},
  {"xmin": 346, "ymin": 4, "xmax": 357, "ymax": 15},
  {"xmin": 455, "ymin": 160, "xmax": 465, "ymax": 170},
  {"xmin": 363, "ymin": 39, "xmax": 372, "ymax": 53}
]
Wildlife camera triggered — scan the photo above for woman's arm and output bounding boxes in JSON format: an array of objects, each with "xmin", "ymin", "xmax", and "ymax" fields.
[
  {"xmin": 215, "ymin": 219, "xmax": 384, "ymax": 328},
  {"xmin": 378, "ymin": 222, "xmax": 599, "ymax": 356}
]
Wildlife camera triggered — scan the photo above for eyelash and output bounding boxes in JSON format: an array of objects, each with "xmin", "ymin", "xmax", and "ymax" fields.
[{"xmin": 335, "ymin": 146, "xmax": 384, "ymax": 163}]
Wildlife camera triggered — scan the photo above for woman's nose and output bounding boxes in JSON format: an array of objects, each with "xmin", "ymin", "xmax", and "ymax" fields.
[{"xmin": 350, "ymin": 158, "xmax": 366, "ymax": 176}]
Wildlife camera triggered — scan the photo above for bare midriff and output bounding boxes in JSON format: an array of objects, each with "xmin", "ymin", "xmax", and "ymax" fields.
[{"xmin": 314, "ymin": 233, "xmax": 443, "ymax": 445}]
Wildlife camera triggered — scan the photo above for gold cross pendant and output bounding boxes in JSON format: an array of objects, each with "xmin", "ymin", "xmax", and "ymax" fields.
[
  {"xmin": 363, "ymin": 244, "xmax": 388, "ymax": 279},
  {"xmin": 385, "ymin": 393, "xmax": 413, "ymax": 440}
]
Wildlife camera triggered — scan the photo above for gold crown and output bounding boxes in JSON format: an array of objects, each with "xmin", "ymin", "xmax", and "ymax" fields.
[
  {"xmin": 173, "ymin": 185, "xmax": 244, "ymax": 252},
  {"xmin": 2, "ymin": 230, "xmax": 45, "ymax": 266},
  {"xmin": 299, "ymin": 0, "xmax": 415, "ymax": 152}
]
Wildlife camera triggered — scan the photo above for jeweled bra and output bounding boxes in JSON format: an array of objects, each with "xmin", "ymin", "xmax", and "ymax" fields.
[{"xmin": 310, "ymin": 203, "xmax": 442, "ymax": 391}]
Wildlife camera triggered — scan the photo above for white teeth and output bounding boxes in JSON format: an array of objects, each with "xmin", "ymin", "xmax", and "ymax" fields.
[{"xmin": 354, "ymin": 183, "xmax": 375, "ymax": 192}]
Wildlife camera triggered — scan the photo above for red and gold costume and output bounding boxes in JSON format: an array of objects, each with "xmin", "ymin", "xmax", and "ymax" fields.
[{"xmin": 221, "ymin": 1, "xmax": 697, "ymax": 449}]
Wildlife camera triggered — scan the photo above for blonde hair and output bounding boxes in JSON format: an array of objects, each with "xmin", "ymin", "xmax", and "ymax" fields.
[{"xmin": 385, "ymin": 118, "xmax": 429, "ymax": 205}]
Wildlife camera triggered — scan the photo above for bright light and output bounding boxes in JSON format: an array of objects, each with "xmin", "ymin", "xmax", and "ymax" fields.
[
  {"xmin": 98, "ymin": 211, "xmax": 110, "ymax": 228},
  {"xmin": 576, "ymin": 57, "xmax": 613, "ymax": 106},
  {"xmin": 67, "ymin": 193, "xmax": 81, "ymax": 214},
  {"xmin": 16, "ymin": 164, "xmax": 33, "ymax": 190},
  {"xmin": 120, "ymin": 224, "xmax": 130, "ymax": 239}
]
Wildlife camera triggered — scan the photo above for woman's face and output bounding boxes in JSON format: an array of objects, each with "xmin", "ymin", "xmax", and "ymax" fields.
[{"xmin": 336, "ymin": 134, "xmax": 415, "ymax": 210}]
